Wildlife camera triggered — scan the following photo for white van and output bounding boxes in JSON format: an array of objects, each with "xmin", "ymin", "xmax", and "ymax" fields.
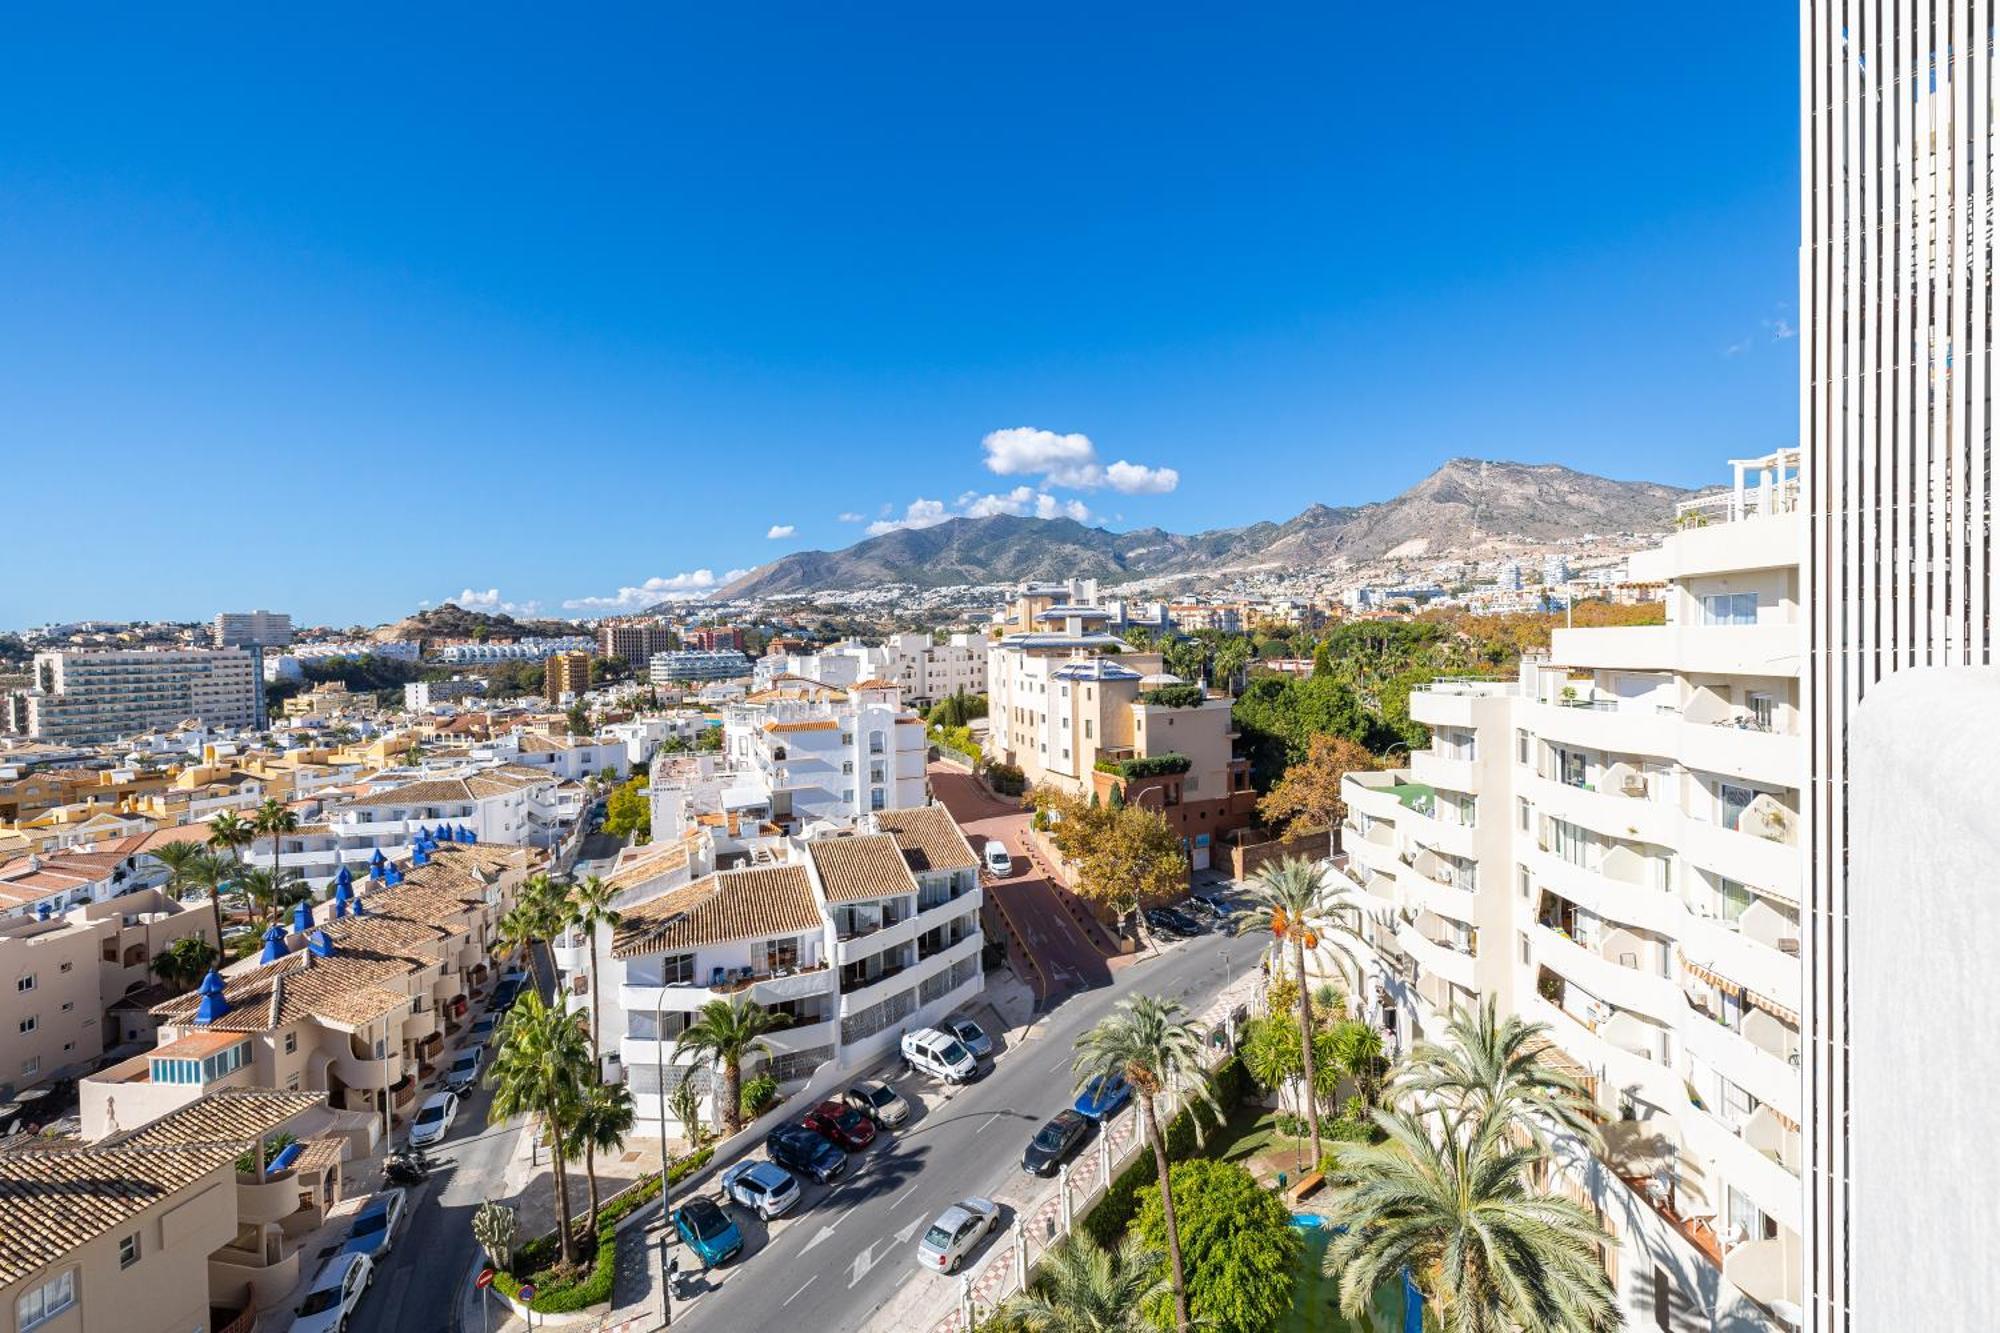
[
  {"xmin": 983, "ymin": 840, "xmax": 1012, "ymax": 876},
  {"xmin": 901, "ymin": 1027, "xmax": 980, "ymax": 1084}
]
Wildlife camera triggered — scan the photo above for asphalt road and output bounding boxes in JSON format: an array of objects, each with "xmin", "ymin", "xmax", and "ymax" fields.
[{"xmin": 669, "ymin": 921, "xmax": 1265, "ymax": 1333}]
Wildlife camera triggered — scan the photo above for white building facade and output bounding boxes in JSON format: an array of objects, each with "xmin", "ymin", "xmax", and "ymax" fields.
[{"xmin": 25, "ymin": 649, "xmax": 263, "ymax": 743}]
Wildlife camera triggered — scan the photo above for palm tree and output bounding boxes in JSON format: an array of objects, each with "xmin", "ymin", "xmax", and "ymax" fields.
[
  {"xmin": 252, "ymin": 798, "xmax": 299, "ymax": 882},
  {"xmin": 487, "ymin": 991, "xmax": 592, "ymax": 1266},
  {"xmin": 1321, "ymin": 1104, "xmax": 1619, "ymax": 1333},
  {"xmin": 565, "ymin": 876, "xmax": 621, "ymax": 1064},
  {"xmin": 1234, "ymin": 856, "xmax": 1365, "ymax": 1164},
  {"xmin": 1327, "ymin": 1018, "xmax": 1387, "ymax": 1112},
  {"xmin": 149, "ymin": 935, "xmax": 218, "ymax": 993},
  {"xmin": 1071, "ymin": 994, "xmax": 1220, "ymax": 1333},
  {"xmin": 988, "ymin": 1233, "xmax": 1168, "ymax": 1333},
  {"xmin": 151, "ymin": 842, "xmax": 228, "ymax": 948},
  {"xmin": 1394, "ymin": 1000, "xmax": 1602, "ymax": 1151},
  {"xmin": 672, "ymin": 994, "xmax": 781, "ymax": 1134},
  {"xmin": 207, "ymin": 811, "xmax": 254, "ymax": 869},
  {"xmin": 498, "ymin": 877, "xmax": 566, "ymax": 992},
  {"xmin": 566, "ymin": 1079, "xmax": 636, "ymax": 1235},
  {"xmin": 237, "ymin": 866, "xmax": 308, "ymax": 924}
]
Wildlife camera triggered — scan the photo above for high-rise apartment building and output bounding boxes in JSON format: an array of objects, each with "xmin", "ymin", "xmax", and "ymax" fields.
[
  {"xmin": 1802, "ymin": 7, "xmax": 1998, "ymax": 1326},
  {"xmin": 212, "ymin": 610, "xmax": 292, "ymax": 648},
  {"xmin": 684, "ymin": 625, "xmax": 744, "ymax": 652},
  {"xmin": 545, "ymin": 650, "xmax": 593, "ymax": 704},
  {"xmin": 1340, "ymin": 451, "xmax": 1804, "ymax": 1331},
  {"xmin": 597, "ymin": 623, "xmax": 677, "ymax": 663},
  {"xmin": 25, "ymin": 648, "xmax": 262, "ymax": 743}
]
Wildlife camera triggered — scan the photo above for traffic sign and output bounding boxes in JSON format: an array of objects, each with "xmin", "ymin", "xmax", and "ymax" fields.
[
  {"xmin": 475, "ymin": 1268, "xmax": 496, "ymax": 1290},
  {"xmin": 519, "ymin": 1283, "xmax": 537, "ymax": 1302}
]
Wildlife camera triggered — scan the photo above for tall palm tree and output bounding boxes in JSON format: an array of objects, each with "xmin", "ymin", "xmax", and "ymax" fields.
[
  {"xmin": 252, "ymin": 798, "xmax": 299, "ymax": 882},
  {"xmin": 1328, "ymin": 1018, "xmax": 1387, "ymax": 1112},
  {"xmin": 149, "ymin": 935, "xmax": 218, "ymax": 993},
  {"xmin": 237, "ymin": 866, "xmax": 308, "ymax": 924},
  {"xmin": 207, "ymin": 811, "xmax": 254, "ymax": 869},
  {"xmin": 151, "ymin": 841, "xmax": 227, "ymax": 949},
  {"xmin": 1234, "ymin": 856, "xmax": 1365, "ymax": 1164},
  {"xmin": 1321, "ymin": 1104, "xmax": 1620, "ymax": 1333},
  {"xmin": 566, "ymin": 1079, "xmax": 636, "ymax": 1235},
  {"xmin": 565, "ymin": 876, "xmax": 621, "ymax": 1064},
  {"xmin": 672, "ymin": 994, "xmax": 781, "ymax": 1134},
  {"xmin": 1071, "ymin": 994, "xmax": 1220, "ymax": 1333},
  {"xmin": 988, "ymin": 1233, "xmax": 1168, "ymax": 1333},
  {"xmin": 1395, "ymin": 1000, "xmax": 1602, "ymax": 1151},
  {"xmin": 486, "ymin": 990, "xmax": 592, "ymax": 1266}
]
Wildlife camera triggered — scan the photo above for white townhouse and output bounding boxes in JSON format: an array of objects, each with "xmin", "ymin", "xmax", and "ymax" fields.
[
  {"xmin": 480, "ymin": 729, "xmax": 628, "ymax": 782},
  {"xmin": 722, "ymin": 678, "xmax": 928, "ymax": 827},
  {"xmin": 1338, "ymin": 450, "xmax": 1803, "ymax": 1333}
]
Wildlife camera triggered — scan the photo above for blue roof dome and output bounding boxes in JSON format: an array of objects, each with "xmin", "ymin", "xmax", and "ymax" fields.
[
  {"xmin": 259, "ymin": 924, "xmax": 289, "ymax": 963},
  {"xmin": 194, "ymin": 969, "xmax": 230, "ymax": 1024},
  {"xmin": 292, "ymin": 900, "xmax": 313, "ymax": 934},
  {"xmin": 307, "ymin": 928, "xmax": 336, "ymax": 958}
]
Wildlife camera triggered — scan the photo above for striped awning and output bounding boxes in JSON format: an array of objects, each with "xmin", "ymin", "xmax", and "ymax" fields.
[{"xmin": 1678, "ymin": 950, "xmax": 1800, "ymax": 1027}]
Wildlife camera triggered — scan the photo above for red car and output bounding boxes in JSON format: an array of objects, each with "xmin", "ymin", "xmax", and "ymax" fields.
[{"xmin": 802, "ymin": 1100, "xmax": 879, "ymax": 1150}]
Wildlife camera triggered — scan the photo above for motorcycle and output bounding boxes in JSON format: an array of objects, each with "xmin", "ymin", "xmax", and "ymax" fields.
[{"xmin": 383, "ymin": 1147, "xmax": 434, "ymax": 1185}]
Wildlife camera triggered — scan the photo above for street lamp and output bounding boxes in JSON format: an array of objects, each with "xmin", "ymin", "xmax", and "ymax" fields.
[{"xmin": 654, "ymin": 987, "xmax": 674, "ymax": 1327}]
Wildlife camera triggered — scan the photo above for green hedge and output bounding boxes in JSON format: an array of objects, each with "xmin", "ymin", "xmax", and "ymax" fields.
[
  {"xmin": 985, "ymin": 762, "xmax": 1027, "ymax": 796},
  {"xmin": 1092, "ymin": 753, "xmax": 1192, "ymax": 779},
  {"xmin": 1078, "ymin": 1057, "xmax": 1252, "ymax": 1248},
  {"xmin": 1138, "ymin": 684, "xmax": 1207, "ymax": 709},
  {"xmin": 493, "ymin": 1146, "xmax": 716, "ymax": 1313}
]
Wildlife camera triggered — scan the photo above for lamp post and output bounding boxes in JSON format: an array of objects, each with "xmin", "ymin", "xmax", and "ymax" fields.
[{"xmin": 654, "ymin": 986, "xmax": 674, "ymax": 1327}]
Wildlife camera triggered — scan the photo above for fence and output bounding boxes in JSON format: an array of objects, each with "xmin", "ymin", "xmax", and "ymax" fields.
[{"xmin": 927, "ymin": 971, "xmax": 1262, "ymax": 1332}]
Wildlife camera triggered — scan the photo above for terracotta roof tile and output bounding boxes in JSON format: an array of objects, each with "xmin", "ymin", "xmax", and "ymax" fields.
[
  {"xmin": 872, "ymin": 805, "xmax": 979, "ymax": 875},
  {"xmin": 806, "ymin": 833, "xmax": 920, "ymax": 903},
  {"xmin": 611, "ymin": 865, "xmax": 822, "ymax": 958},
  {"xmin": 0, "ymin": 1143, "xmax": 236, "ymax": 1286},
  {"xmin": 114, "ymin": 1089, "xmax": 328, "ymax": 1149}
]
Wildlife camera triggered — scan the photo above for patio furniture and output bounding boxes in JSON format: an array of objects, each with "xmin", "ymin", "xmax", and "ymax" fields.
[{"xmin": 709, "ymin": 966, "xmax": 727, "ymax": 989}]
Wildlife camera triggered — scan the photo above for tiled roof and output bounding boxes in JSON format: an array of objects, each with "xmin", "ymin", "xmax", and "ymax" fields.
[
  {"xmin": 872, "ymin": 805, "xmax": 979, "ymax": 875},
  {"xmin": 806, "ymin": 833, "xmax": 920, "ymax": 903},
  {"xmin": 611, "ymin": 865, "xmax": 822, "ymax": 958},
  {"xmin": 850, "ymin": 678, "xmax": 898, "ymax": 690},
  {"xmin": 604, "ymin": 842, "xmax": 691, "ymax": 893},
  {"xmin": 152, "ymin": 948, "xmax": 413, "ymax": 1032},
  {"xmin": 0, "ymin": 1142, "xmax": 237, "ymax": 1286},
  {"xmin": 765, "ymin": 720, "xmax": 839, "ymax": 734},
  {"xmin": 113, "ymin": 1089, "xmax": 327, "ymax": 1149}
]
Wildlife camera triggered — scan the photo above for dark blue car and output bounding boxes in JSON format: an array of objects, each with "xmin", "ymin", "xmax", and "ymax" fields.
[
  {"xmin": 1074, "ymin": 1073, "xmax": 1132, "ymax": 1122},
  {"xmin": 766, "ymin": 1123, "xmax": 847, "ymax": 1184},
  {"xmin": 674, "ymin": 1197, "xmax": 744, "ymax": 1268}
]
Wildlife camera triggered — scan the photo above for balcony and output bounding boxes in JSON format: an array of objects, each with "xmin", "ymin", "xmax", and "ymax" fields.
[
  {"xmin": 1551, "ymin": 622, "xmax": 1800, "ymax": 678},
  {"xmin": 1526, "ymin": 847, "xmax": 1684, "ymax": 939},
  {"xmin": 1681, "ymin": 1100, "xmax": 1803, "ymax": 1233},
  {"xmin": 1678, "ymin": 717, "xmax": 1803, "ymax": 788},
  {"xmin": 1531, "ymin": 924, "xmax": 1681, "ymax": 1024},
  {"xmin": 1408, "ymin": 749, "xmax": 1478, "ymax": 795},
  {"xmin": 331, "ymin": 1041, "xmax": 403, "ymax": 1090},
  {"xmin": 1679, "ymin": 816, "xmax": 1802, "ymax": 904},
  {"xmin": 1395, "ymin": 918, "xmax": 1476, "ymax": 991},
  {"xmin": 1679, "ymin": 1004, "xmax": 1801, "ymax": 1120},
  {"xmin": 1400, "ymin": 802, "xmax": 1477, "ymax": 859},
  {"xmin": 1407, "ymin": 679, "xmax": 1514, "ymax": 728},
  {"xmin": 838, "ymin": 956, "xmax": 917, "ymax": 1010},
  {"xmin": 835, "ymin": 909, "xmax": 922, "ymax": 963}
]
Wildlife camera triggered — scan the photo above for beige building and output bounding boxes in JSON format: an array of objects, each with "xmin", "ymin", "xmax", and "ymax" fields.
[
  {"xmin": 82, "ymin": 842, "xmax": 538, "ymax": 1143},
  {"xmin": 24, "ymin": 649, "xmax": 263, "ymax": 744},
  {"xmin": 545, "ymin": 651, "xmax": 593, "ymax": 705}
]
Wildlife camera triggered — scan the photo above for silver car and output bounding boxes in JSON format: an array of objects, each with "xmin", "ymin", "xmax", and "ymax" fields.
[
  {"xmin": 943, "ymin": 1016, "xmax": 993, "ymax": 1061},
  {"xmin": 720, "ymin": 1158, "xmax": 801, "ymax": 1220},
  {"xmin": 916, "ymin": 1196, "xmax": 1001, "ymax": 1274}
]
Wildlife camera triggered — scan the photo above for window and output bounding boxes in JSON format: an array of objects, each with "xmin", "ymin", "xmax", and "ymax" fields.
[
  {"xmin": 841, "ymin": 760, "xmax": 853, "ymax": 775},
  {"xmin": 16, "ymin": 1269, "xmax": 75, "ymax": 1330},
  {"xmin": 1747, "ymin": 691, "xmax": 1776, "ymax": 731},
  {"xmin": 870, "ymin": 788, "xmax": 886, "ymax": 812},
  {"xmin": 17, "ymin": 1016, "xmax": 35, "ymax": 1035},
  {"xmin": 1700, "ymin": 592, "xmax": 1758, "ymax": 626},
  {"xmin": 20, "ymin": 1057, "xmax": 38, "ymax": 1079},
  {"xmin": 660, "ymin": 953, "xmax": 697, "ymax": 986},
  {"xmin": 1653, "ymin": 1268, "xmax": 1671, "ymax": 1332},
  {"xmin": 1718, "ymin": 783, "xmax": 1756, "ymax": 831},
  {"xmin": 1518, "ymin": 866, "xmax": 1532, "ymax": 900},
  {"xmin": 1549, "ymin": 819, "xmax": 1591, "ymax": 868},
  {"xmin": 1515, "ymin": 729, "xmax": 1531, "ymax": 766},
  {"xmin": 1083, "ymin": 720, "xmax": 1093, "ymax": 739},
  {"xmin": 119, "ymin": 1233, "xmax": 141, "ymax": 1269},
  {"xmin": 15, "ymin": 975, "xmax": 33, "ymax": 993},
  {"xmin": 284, "ymin": 1032, "xmax": 297, "ymax": 1055}
]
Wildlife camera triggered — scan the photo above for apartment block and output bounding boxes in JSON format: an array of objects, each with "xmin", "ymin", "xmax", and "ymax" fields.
[
  {"xmin": 683, "ymin": 625, "xmax": 744, "ymax": 652},
  {"xmin": 25, "ymin": 649, "xmax": 262, "ymax": 744},
  {"xmin": 597, "ymin": 623, "xmax": 677, "ymax": 663},
  {"xmin": 544, "ymin": 650, "xmax": 593, "ymax": 705},
  {"xmin": 721, "ymin": 678, "xmax": 927, "ymax": 825},
  {"xmin": 212, "ymin": 610, "xmax": 293, "ymax": 649},
  {"xmin": 755, "ymin": 633, "xmax": 989, "ymax": 712},
  {"xmin": 649, "ymin": 649, "xmax": 754, "ymax": 683},
  {"xmin": 1339, "ymin": 452, "xmax": 1804, "ymax": 1332}
]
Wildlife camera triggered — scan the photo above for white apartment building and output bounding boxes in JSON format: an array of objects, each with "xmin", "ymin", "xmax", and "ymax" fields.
[
  {"xmin": 649, "ymin": 649, "xmax": 755, "ymax": 683},
  {"xmin": 24, "ymin": 649, "xmax": 262, "ymax": 744},
  {"xmin": 563, "ymin": 805, "xmax": 981, "ymax": 1138},
  {"xmin": 433, "ymin": 637, "xmax": 593, "ymax": 665},
  {"xmin": 403, "ymin": 679, "xmax": 487, "ymax": 710},
  {"xmin": 756, "ymin": 634, "xmax": 989, "ymax": 711},
  {"xmin": 212, "ymin": 610, "xmax": 293, "ymax": 649},
  {"xmin": 1340, "ymin": 452, "xmax": 1804, "ymax": 1332},
  {"xmin": 720, "ymin": 678, "xmax": 927, "ymax": 827}
]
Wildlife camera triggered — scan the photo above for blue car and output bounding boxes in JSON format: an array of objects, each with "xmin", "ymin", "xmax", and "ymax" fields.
[
  {"xmin": 674, "ymin": 1196, "xmax": 744, "ymax": 1268},
  {"xmin": 340, "ymin": 1188, "xmax": 407, "ymax": 1259},
  {"xmin": 1074, "ymin": 1073, "xmax": 1132, "ymax": 1122}
]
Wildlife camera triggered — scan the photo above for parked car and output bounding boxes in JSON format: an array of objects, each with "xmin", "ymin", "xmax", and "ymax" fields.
[
  {"xmin": 915, "ymin": 1197, "xmax": 1001, "ymax": 1273},
  {"xmin": 1188, "ymin": 892, "xmax": 1235, "ymax": 923},
  {"xmin": 408, "ymin": 1091, "xmax": 459, "ymax": 1149},
  {"xmin": 674, "ymin": 1196, "xmax": 745, "ymax": 1268},
  {"xmin": 340, "ymin": 1188, "xmax": 407, "ymax": 1259},
  {"xmin": 802, "ymin": 1100, "xmax": 879, "ymax": 1151},
  {"xmin": 721, "ymin": 1159, "xmax": 801, "ymax": 1220},
  {"xmin": 292, "ymin": 1252, "xmax": 373, "ymax": 1333},
  {"xmin": 1022, "ymin": 1110, "xmax": 1091, "ymax": 1177},
  {"xmin": 1074, "ymin": 1073, "xmax": 1132, "ymax": 1122},
  {"xmin": 842, "ymin": 1080, "xmax": 910, "ymax": 1128},
  {"xmin": 1144, "ymin": 906, "xmax": 1202, "ymax": 938},
  {"xmin": 468, "ymin": 1014, "xmax": 500, "ymax": 1045},
  {"xmin": 491, "ymin": 979, "xmax": 522, "ymax": 1010},
  {"xmin": 443, "ymin": 1048, "xmax": 482, "ymax": 1092},
  {"xmin": 982, "ymin": 840, "xmax": 1012, "ymax": 876},
  {"xmin": 766, "ymin": 1123, "xmax": 847, "ymax": 1184},
  {"xmin": 901, "ymin": 1027, "xmax": 979, "ymax": 1084},
  {"xmin": 942, "ymin": 1016, "xmax": 994, "ymax": 1061}
]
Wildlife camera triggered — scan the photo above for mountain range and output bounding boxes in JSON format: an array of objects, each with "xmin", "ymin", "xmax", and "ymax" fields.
[{"xmin": 709, "ymin": 459, "xmax": 1693, "ymax": 600}]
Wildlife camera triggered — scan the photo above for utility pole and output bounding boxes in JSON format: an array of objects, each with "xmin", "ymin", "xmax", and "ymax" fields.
[{"xmin": 655, "ymin": 988, "xmax": 674, "ymax": 1327}]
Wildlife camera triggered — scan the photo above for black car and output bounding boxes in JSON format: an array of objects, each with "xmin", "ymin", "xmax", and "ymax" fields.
[
  {"xmin": 1144, "ymin": 907, "xmax": 1202, "ymax": 938},
  {"xmin": 766, "ymin": 1124, "xmax": 847, "ymax": 1184},
  {"xmin": 492, "ymin": 980, "xmax": 522, "ymax": 1009},
  {"xmin": 1188, "ymin": 893, "xmax": 1235, "ymax": 923},
  {"xmin": 1022, "ymin": 1109, "xmax": 1091, "ymax": 1177}
]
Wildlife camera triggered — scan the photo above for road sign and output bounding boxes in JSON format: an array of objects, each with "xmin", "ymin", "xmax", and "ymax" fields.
[
  {"xmin": 519, "ymin": 1282, "xmax": 536, "ymax": 1301},
  {"xmin": 475, "ymin": 1268, "xmax": 495, "ymax": 1290}
]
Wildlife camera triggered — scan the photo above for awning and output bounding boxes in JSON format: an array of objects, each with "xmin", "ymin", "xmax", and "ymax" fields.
[{"xmin": 1679, "ymin": 950, "xmax": 1799, "ymax": 1027}]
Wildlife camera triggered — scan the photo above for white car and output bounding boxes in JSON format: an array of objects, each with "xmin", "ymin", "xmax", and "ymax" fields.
[
  {"xmin": 408, "ymin": 1090, "xmax": 458, "ymax": 1149},
  {"xmin": 444, "ymin": 1047, "xmax": 482, "ymax": 1092},
  {"xmin": 720, "ymin": 1158, "xmax": 802, "ymax": 1220},
  {"xmin": 292, "ymin": 1251, "xmax": 372, "ymax": 1333},
  {"xmin": 916, "ymin": 1197, "xmax": 1001, "ymax": 1273},
  {"xmin": 983, "ymin": 840, "xmax": 1012, "ymax": 876},
  {"xmin": 901, "ymin": 1027, "xmax": 979, "ymax": 1084}
]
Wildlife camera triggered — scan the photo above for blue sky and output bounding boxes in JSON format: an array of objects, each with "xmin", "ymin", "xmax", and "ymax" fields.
[{"xmin": 0, "ymin": 5, "xmax": 1799, "ymax": 627}]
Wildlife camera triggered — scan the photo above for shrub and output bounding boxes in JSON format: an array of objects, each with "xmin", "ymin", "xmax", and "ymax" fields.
[
  {"xmin": 740, "ymin": 1072, "xmax": 779, "ymax": 1119},
  {"xmin": 985, "ymin": 762, "xmax": 1027, "ymax": 796},
  {"xmin": 1078, "ymin": 1057, "xmax": 1251, "ymax": 1248},
  {"xmin": 1139, "ymin": 684, "xmax": 1207, "ymax": 709},
  {"xmin": 1092, "ymin": 753, "xmax": 1192, "ymax": 779}
]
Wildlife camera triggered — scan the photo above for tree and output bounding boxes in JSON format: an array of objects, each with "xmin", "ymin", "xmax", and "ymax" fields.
[
  {"xmin": 1257, "ymin": 733, "xmax": 1381, "ymax": 840},
  {"xmin": 565, "ymin": 702, "xmax": 591, "ymax": 737},
  {"xmin": 152, "ymin": 842, "xmax": 227, "ymax": 951},
  {"xmin": 1321, "ymin": 1104, "xmax": 1619, "ymax": 1333},
  {"xmin": 252, "ymin": 798, "xmax": 299, "ymax": 884},
  {"xmin": 1240, "ymin": 1013, "xmax": 1340, "ymax": 1119},
  {"xmin": 1210, "ymin": 637, "xmax": 1253, "ymax": 697},
  {"xmin": 1072, "ymin": 994, "xmax": 1221, "ymax": 1333},
  {"xmin": 988, "ymin": 1234, "xmax": 1167, "ymax": 1333},
  {"xmin": 603, "ymin": 777, "xmax": 652, "ymax": 841},
  {"xmin": 672, "ymin": 994, "xmax": 781, "ymax": 1134},
  {"xmin": 499, "ymin": 874, "xmax": 565, "ymax": 989},
  {"xmin": 1162, "ymin": 637, "xmax": 1210, "ymax": 686},
  {"xmin": 206, "ymin": 812, "xmax": 254, "ymax": 869},
  {"xmin": 1326, "ymin": 1019, "xmax": 1387, "ymax": 1112},
  {"xmin": 237, "ymin": 866, "xmax": 308, "ymax": 924},
  {"xmin": 150, "ymin": 935, "xmax": 219, "ymax": 993},
  {"xmin": 1132, "ymin": 1159, "xmax": 1302, "ymax": 1333},
  {"xmin": 566, "ymin": 1079, "xmax": 636, "ymax": 1235},
  {"xmin": 1234, "ymin": 858, "xmax": 1367, "ymax": 1165},
  {"xmin": 487, "ymin": 991, "xmax": 591, "ymax": 1266},
  {"xmin": 1310, "ymin": 639, "xmax": 1334, "ymax": 678},
  {"xmin": 565, "ymin": 876, "xmax": 622, "ymax": 1064},
  {"xmin": 1394, "ymin": 1000, "xmax": 1601, "ymax": 1151},
  {"xmin": 1073, "ymin": 805, "xmax": 1188, "ymax": 916}
]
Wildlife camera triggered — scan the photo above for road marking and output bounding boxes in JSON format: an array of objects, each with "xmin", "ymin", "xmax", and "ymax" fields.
[
  {"xmin": 975, "ymin": 1111, "xmax": 1003, "ymax": 1134},
  {"xmin": 891, "ymin": 1180, "xmax": 920, "ymax": 1208},
  {"xmin": 800, "ymin": 1214, "xmax": 846, "ymax": 1254},
  {"xmin": 894, "ymin": 1216, "xmax": 923, "ymax": 1245},
  {"xmin": 782, "ymin": 1277, "xmax": 818, "ymax": 1307},
  {"xmin": 850, "ymin": 1249, "xmax": 877, "ymax": 1286}
]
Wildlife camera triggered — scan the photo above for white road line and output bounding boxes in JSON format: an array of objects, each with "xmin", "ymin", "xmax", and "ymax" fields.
[
  {"xmin": 782, "ymin": 1277, "xmax": 818, "ymax": 1307},
  {"xmin": 891, "ymin": 1180, "xmax": 921, "ymax": 1208},
  {"xmin": 975, "ymin": 1111, "xmax": 1004, "ymax": 1134}
]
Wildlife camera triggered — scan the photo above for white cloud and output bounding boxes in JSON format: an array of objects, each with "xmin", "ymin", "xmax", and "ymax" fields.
[
  {"xmin": 836, "ymin": 512, "xmax": 865, "ymax": 523},
  {"xmin": 866, "ymin": 498, "xmax": 952, "ymax": 536},
  {"xmin": 959, "ymin": 485, "xmax": 1092, "ymax": 523},
  {"xmin": 562, "ymin": 571, "xmax": 730, "ymax": 610},
  {"xmin": 446, "ymin": 587, "xmax": 543, "ymax": 616},
  {"xmin": 766, "ymin": 524, "xmax": 796, "ymax": 539},
  {"xmin": 979, "ymin": 426, "xmax": 1177, "ymax": 495}
]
